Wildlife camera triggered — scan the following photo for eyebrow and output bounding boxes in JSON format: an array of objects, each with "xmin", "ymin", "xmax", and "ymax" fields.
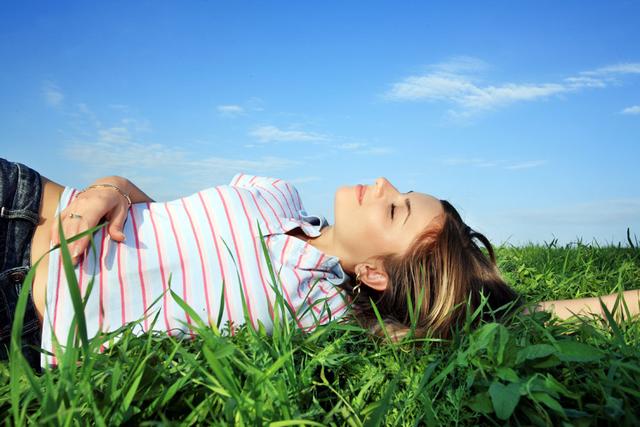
[{"xmin": 403, "ymin": 191, "xmax": 413, "ymax": 225}]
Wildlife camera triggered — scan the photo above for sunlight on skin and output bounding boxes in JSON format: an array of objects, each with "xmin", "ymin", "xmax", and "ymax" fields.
[
  {"xmin": 533, "ymin": 289, "xmax": 640, "ymax": 321},
  {"xmin": 304, "ymin": 177, "xmax": 444, "ymax": 290}
]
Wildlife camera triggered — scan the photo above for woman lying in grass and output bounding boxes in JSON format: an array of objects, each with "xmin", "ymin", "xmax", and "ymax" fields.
[{"xmin": 1, "ymin": 157, "xmax": 638, "ymax": 371}]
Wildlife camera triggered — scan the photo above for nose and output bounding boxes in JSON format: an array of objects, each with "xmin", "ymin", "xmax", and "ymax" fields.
[{"xmin": 374, "ymin": 177, "xmax": 397, "ymax": 197}]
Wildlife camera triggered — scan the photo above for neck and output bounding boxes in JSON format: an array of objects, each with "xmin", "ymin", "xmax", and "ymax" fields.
[{"xmin": 304, "ymin": 225, "xmax": 355, "ymax": 275}]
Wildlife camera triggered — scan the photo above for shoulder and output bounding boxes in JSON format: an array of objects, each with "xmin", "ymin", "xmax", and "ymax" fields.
[
  {"xmin": 230, "ymin": 173, "xmax": 303, "ymax": 210},
  {"xmin": 230, "ymin": 173, "xmax": 296, "ymax": 193}
]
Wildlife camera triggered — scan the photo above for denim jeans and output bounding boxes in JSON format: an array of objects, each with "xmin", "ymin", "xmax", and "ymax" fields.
[{"xmin": 0, "ymin": 158, "xmax": 43, "ymax": 372}]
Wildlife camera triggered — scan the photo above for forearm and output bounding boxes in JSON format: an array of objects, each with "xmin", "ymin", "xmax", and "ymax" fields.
[
  {"xmin": 90, "ymin": 176, "xmax": 155, "ymax": 203},
  {"xmin": 533, "ymin": 289, "xmax": 640, "ymax": 321}
]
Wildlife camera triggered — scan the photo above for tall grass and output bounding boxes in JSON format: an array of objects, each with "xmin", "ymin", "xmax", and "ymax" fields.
[{"xmin": 1, "ymin": 226, "xmax": 639, "ymax": 425}]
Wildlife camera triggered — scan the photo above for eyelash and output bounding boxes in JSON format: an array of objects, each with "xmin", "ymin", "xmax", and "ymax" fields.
[{"xmin": 390, "ymin": 203, "xmax": 396, "ymax": 219}]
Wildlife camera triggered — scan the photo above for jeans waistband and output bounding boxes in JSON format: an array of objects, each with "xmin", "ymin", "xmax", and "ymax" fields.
[
  {"xmin": 0, "ymin": 160, "xmax": 42, "ymax": 225},
  {"xmin": 0, "ymin": 159, "xmax": 43, "ymax": 270}
]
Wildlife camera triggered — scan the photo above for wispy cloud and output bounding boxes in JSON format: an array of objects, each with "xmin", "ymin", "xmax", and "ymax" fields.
[
  {"xmin": 442, "ymin": 157, "xmax": 499, "ymax": 168},
  {"xmin": 64, "ymin": 137, "xmax": 300, "ymax": 199},
  {"xmin": 43, "ymin": 81, "xmax": 64, "ymax": 108},
  {"xmin": 384, "ymin": 58, "xmax": 640, "ymax": 117},
  {"xmin": 358, "ymin": 146, "xmax": 392, "ymax": 155},
  {"xmin": 216, "ymin": 98, "xmax": 264, "ymax": 118},
  {"xmin": 333, "ymin": 142, "xmax": 392, "ymax": 155},
  {"xmin": 621, "ymin": 105, "xmax": 640, "ymax": 115},
  {"xmin": 428, "ymin": 55, "xmax": 490, "ymax": 74},
  {"xmin": 217, "ymin": 105, "xmax": 245, "ymax": 117},
  {"xmin": 249, "ymin": 125, "xmax": 328, "ymax": 143},
  {"xmin": 70, "ymin": 102, "xmax": 102, "ymax": 128},
  {"xmin": 442, "ymin": 157, "xmax": 547, "ymax": 170},
  {"xmin": 335, "ymin": 142, "xmax": 367, "ymax": 150},
  {"xmin": 108, "ymin": 104, "xmax": 132, "ymax": 113},
  {"xmin": 98, "ymin": 127, "xmax": 132, "ymax": 144},
  {"xmin": 579, "ymin": 63, "xmax": 640, "ymax": 76},
  {"xmin": 288, "ymin": 176, "xmax": 322, "ymax": 184},
  {"xmin": 504, "ymin": 160, "xmax": 548, "ymax": 170},
  {"xmin": 62, "ymin": 109, "xmax": 300, "ymax": 200}
]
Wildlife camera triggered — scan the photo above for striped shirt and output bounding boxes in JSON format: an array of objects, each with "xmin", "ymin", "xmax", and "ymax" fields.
[{"xmin": 41, "ymin": 173, "xmax": 350, "ymax": 367}]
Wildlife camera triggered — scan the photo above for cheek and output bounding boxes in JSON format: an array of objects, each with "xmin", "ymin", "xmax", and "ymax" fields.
[{"xmin": 359, "ymin": 213, "xmax": 387, "ymax": 242}]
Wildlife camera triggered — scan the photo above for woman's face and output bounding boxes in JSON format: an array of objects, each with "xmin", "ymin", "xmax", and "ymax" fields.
[{"xmin": 333, "ymin": 177, "xmax": 445, "ymax": 267}]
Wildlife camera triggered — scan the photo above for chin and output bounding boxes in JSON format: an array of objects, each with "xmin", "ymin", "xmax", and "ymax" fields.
[{"xmin": 333, "ymin": 186, "xmax": 351, "ymax": 227}]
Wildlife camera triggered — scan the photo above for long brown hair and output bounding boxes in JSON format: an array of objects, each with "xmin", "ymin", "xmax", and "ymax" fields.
[{"xmin": 341, "ymin": 199, "xmax": 522, "ymax": 341}]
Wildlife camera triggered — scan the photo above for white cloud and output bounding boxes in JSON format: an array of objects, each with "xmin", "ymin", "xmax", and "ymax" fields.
[
  {"xmin": 216, "ymin": 98, "xmax": 264, "ymax": 117},
  {"xmin": 441, "ymin": 157, "xmax": 547, "ymax": 170},
  {"xmin": 386, "ymin": 73, "xmax": 567, "ymax": 110},
  {"xmin": 442, "ymin": 157, "xmax": 498, "ymax": 168},
  {"xmin": 579, "ymin": 62, "xmax": 640, "ymax": 76},
  {"xmin": 386, "ymin": 74, "xmax": 479, "ymax": 102},
  {"xmin": 384, "ymin": 58, "xmax": 640, "ymax": 116},
  {"xmin": 333, "ymin": 142, "xmax": 392, "ymax": 155},
  {"xmin": 335, "ymin": 142, "xmax": 367, "ymax": 150},
  {"xmin": 66, "ymin": 125, "xmax": 299, "ymax": 172},
  {"xmin": 69, "ymin": 103, "xmax": 102, "ymax": 128},
  {"xmin": 43, "ymin": 81, "xmax": 64, "ymax": 107},
  {"xmin": 121, "ymin": 117, "xmax": 152, "ymax": 132},
  {"xmin": 62, "ymin": 116, "xmax": 300, "ymax": 200},
  {"xmin": 98, "ymin": 127, "xmax": 132, "ymax": 144},
  {"xmin": 563, "ymin": 76, "xmax": 607, "ymax": 89},
  {"xmin": 358, "ymin": 146, "xmax": 393, "ymax": 155},
  {"xmin": 288, "ymin": 176, "xmax": 322, "ymax": 184},
  {"xmin": 217, "ymin": 105, "xmax": 245, "ymax": 117},
  {"xmin": 108, "ymin": 104, "xmax": 132, "ymax": 113},
  {"xmin": 504, "ymin": 160, "xmax": 547, "ymax": 170},
  {"xmin": 430, "ymin": 55, "xmax": 490, "ymax": 74},
  {"xmin": 621, "ymin": 105, "xmax": 640, "ymax": 115},
  {"xmin": 249, "ymin": 125, "xmax": 328, "ymax": 143}
]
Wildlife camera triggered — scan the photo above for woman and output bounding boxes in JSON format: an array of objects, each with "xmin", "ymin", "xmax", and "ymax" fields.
[{"xmin": 1, "ymin": 158, "xmax": 637, "ymax": 371}]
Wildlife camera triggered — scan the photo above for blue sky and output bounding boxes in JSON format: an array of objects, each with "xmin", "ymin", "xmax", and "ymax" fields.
[{"xmin": 1, "ymin": 1, "xmax": 639, "ymax": 246}]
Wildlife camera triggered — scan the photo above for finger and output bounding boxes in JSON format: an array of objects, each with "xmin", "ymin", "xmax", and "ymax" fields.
[
  {"xmin": 55, "ymin": 214, "xmax": 78, "ymax": 248},
  {"xmin": 64, "ymin": 223, "xmax": 82, "ymax": 265},
  {"xmin": 107, "ymin": 207, "xmax": 128, "ymax": 242},
  {"xmin": 62, "ymin": 216, "xmax": 89, "ymax": 265},
  {"xmin": 71, "ymin": 235, "xmax": 90, "ymax": 265},
  {"xmin": 51, "ymin": 219, "xmax": 59, "ymax": 245}
]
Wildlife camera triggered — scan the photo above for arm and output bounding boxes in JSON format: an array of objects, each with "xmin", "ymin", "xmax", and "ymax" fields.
[
  {"xmin": 528, "ymin": 289, "xmax": 640, "ymax": 321},
  {"xmin": 89, "ymin": 175, "xmax": 155, "ymax": 203}
]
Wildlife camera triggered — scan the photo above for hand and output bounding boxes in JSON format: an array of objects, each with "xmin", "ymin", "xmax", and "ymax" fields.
[{"xmin": 51, "ymin": 185, "xmax": 130, "ymax": 266}]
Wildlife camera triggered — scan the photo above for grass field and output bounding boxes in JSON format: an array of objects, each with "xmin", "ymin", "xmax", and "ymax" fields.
[{"xmin": 2, "ymin": 234, "xmax": 640, "ymax": 425}]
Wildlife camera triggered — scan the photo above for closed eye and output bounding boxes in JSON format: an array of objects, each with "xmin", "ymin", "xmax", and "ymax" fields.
[{"xmin": 392, "ymin": 191, "xmax": 412, "ymax": 221}]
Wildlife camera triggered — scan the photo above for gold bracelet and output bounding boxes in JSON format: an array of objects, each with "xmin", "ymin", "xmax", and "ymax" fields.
[{"xmin": 76, "ymin": 183, "xmax": 132, "ymax": 207}]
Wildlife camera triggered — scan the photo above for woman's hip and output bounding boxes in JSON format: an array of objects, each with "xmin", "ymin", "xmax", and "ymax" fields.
[{"xmin": 0, "ymin": 158, "xmax": 43, "ymax": 371}]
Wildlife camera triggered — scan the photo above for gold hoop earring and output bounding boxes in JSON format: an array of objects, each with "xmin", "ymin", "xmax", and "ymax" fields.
[{"xmin": 354, "ymin": 272, "xmax": 362, "ymax": 295}]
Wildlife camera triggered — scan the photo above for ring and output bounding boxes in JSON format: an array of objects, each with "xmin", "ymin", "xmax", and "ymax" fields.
[{"xmin": 69, "ymin": 213, "xmax": 83, "ymax": 219}]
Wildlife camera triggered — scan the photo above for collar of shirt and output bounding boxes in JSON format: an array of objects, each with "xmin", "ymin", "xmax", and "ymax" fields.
[{"xmin": 266, "ymin": 210, "xmax": 348, "ymax": 286}]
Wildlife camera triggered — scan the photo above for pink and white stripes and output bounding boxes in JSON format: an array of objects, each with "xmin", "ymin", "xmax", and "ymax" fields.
[{"xmin": 41, "ymin": 173, "xmax": 349, "ymax": 368}]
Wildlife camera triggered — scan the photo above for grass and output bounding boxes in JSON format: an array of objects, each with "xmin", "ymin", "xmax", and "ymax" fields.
[{"xmin": 1, "ymin": 228, "xmax": 640, "ymax": 425}]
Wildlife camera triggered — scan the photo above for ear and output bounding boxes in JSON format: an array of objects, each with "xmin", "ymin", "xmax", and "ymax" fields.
[{"xmin": 355, "ymin": 261, "xmax": 389, "ymax": 292}]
